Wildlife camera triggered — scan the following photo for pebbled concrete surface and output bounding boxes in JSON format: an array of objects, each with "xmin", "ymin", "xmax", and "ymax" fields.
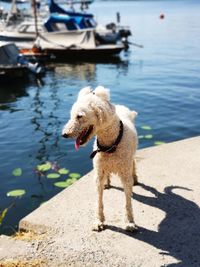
[{"xmin": 0, "ymin": 137, "xmax": 200, "ymax": 267}]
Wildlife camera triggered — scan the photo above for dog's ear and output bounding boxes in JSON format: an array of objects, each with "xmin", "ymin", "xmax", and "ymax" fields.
[
  {"xmin": 131, "ymin": 110, "xmax": 138, "ymax": 121},
  {"xmin": 94, "ymin": 86, "xmax": 110, "ymax": 101},
  {"xmin": 77, "ymin": 86, "xmax": 92, "ymax": 100}
]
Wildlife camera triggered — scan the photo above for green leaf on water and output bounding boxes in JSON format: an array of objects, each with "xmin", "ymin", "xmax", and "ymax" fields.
[
  {"xmin": 0, "ymin": 208, "xmax": 8, "ymax": 226},
  {"xmin": 47, "ymin": 173, "xmax": 60, "ymax": 179},
  {"xmin": 66, "ymin": 179, "xmax": 74, "ymax": 186},
  {"xmin": 69, "ymin": 177, "xmax": 78, "ymax": 183},
  {"xmin": 12, "ymin": 168, "xmax": 22, "ymax": 177},
  {"xmin": 54, "ymin": 181, "xmax": 70, "ymax": 188},
  {"xmin": 37, "ymin": 162, "xmax": 51, "ymax": 172},
  {"xmin": 154, "ymin": 141, "xmax": 166, "ymax": 146},
  {"xmin": 54, "ymin": 177, "xmax": 77, "ymax": 188},
  {"xmin": 141, "ymin": 125, "xmax": 152, "ymax": 130},
  {"xmin": 7, "ymin": 189, "xmax": 26, "ymax": 197},
  {"xmin": 138, "ymin": 135, "xmax": 144, "ymax": 139},
  {"xmin": 39, "ymin": 201, "xmax": 47, "ymax": 207},
  {"xmin": 58, "ymin": 168, "xmax": 69, "ymax": 175},
  {"xmin": 69, "ymin": 173, "xmax": 81, "ymax": 180},
  {"xmin": 145, "ymin": 134, "xmax": 153, "ymax": 139}
]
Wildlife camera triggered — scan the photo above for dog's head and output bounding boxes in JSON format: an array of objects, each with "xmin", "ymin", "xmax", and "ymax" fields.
[{"xmin": 62, "ymin": 86, "xmax": 116, "ymax": 150}]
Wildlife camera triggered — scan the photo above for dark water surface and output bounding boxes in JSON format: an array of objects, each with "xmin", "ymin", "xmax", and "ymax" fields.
[{"xmin": 0, "ymin": 0, "xmax": 200, "ymax": 234}]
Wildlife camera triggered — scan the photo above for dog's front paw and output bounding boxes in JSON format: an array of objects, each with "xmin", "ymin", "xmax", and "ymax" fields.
[
  {"xmin": 125, "ymin": 222, "xmax": 138, "ymax": 232},
  {"xmin": 92, "ymin": 221, "xmax": 105, "ymax": 232}
]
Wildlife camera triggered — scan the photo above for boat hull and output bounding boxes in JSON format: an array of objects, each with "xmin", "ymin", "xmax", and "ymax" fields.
[
  {"xmin": 41, "ymin": 44, "xmax": 124, "ymax": 61},
  {"xmin": 0, "ymin": 66, "xmax": 28, "ymax": 81}
]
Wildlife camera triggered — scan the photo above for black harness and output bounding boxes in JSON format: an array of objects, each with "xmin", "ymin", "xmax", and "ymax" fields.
[{"xmin": 90, "ymin": 120, "xmax": 124, "ymax": 159}]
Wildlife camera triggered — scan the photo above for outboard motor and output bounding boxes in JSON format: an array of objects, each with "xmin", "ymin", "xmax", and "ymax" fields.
[{"xmin": 119, "ymin": 29, "xmax": 132, "ymax": 50}]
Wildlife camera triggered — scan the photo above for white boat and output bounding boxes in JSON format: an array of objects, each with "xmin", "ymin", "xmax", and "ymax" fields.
[
  {"xmin": 34, "ymin": 27, "xmax": 125, "ymax": 60},
  {"xmin": 0, "ymin": 14, "xmax": 128, "ymax": 47},
  {"xmin": 0, "ymin": 20, "xmax": 44, "ymax": 45}
]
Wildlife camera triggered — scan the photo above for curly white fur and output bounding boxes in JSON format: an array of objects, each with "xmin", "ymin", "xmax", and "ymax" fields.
[{"xmin": 62, "ymin": 86, "xmax": 138, "ymax": 231}]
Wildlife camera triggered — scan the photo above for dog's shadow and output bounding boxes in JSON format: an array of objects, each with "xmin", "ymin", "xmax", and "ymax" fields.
[{"xmin": 105, "ymin": 183, "xmax": 200, "ymax": 267}]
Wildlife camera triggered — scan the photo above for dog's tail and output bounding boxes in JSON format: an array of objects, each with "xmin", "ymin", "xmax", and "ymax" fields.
[{"xmin": 115, "ymin": 105, "xmax": 138, "ymax": 122}]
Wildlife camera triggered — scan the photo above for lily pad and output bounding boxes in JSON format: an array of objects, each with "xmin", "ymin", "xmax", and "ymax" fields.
[
  {"xmin": 7, "ymin": 189, "xmax": 26, "ymax": 197},
  {"xmin": 69, "ymin": 173, "xmax": 81, "ymax": 180},
  {"xmin": 54, "ymin": 181, "xmax": 70, "ymax": 188},
  {"xmin": 58, "ymin": 168, "xmax": 69, "ymax": 175},
  {"xmin": 12, "ymin": 168, "xmax": 22, "ymax": 177},
  {"xmin": 37, "ymin": 162, "xmax": 51, "ymax": 172},
  {"xmin": 70, "ymin": 177, "xmax": 78, "ymax": 183},
  {"xmin": 138, "ymin": 135, "xmax": 144, "ymax": 139},
  {"xmin": 0, "ymin": 208, "xmax": 8, "ymax": 226},
  {"xmin": 154, "ymin": 141, "xmax": 166, "ymax": 146},
  {"xmin": 66, "ymin": 179, "xmax": 74, "ymax": 186},
  {"xmin": 145, "ymin": 134, "xmax": 153, "ymax": 139},
  {"xmin": 141, "ymin": 125, "xmax": 152, "ymax": 130},
  {"xmin": 40, "ymin": 201, "xmax": 47, "ymax": 206},
  {"xmin": 47, "ymin": 173, "xmax": 60, "ymax": 179}
]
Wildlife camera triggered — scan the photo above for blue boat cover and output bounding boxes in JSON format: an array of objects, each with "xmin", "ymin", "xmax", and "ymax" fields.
[
  {"xmin": 44, "ymin": 13, "xmax": 95, "ymax": 32},
  {"xmin": 48, "ymin": 0, "xmax": 94, "ymax": 18}
]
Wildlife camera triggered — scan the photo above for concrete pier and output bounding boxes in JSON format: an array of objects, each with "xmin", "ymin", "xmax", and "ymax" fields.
[{"xmin": 0, "ymin": 137, "xmax": 200, "ymax": 266}]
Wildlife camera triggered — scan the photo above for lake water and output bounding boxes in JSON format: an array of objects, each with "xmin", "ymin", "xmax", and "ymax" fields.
[{"xmin": 0, "ymin": 0, "xmax": 200, "ymax": 234}]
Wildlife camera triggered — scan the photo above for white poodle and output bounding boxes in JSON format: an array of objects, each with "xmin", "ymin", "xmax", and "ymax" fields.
[{"xmin": 62, "ymin": 86, "xmax": 138, "ymax": 231}]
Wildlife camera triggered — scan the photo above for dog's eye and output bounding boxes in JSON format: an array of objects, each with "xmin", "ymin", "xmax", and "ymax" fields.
[{"xmin": 77, "ymin": 114, "xmax": 83, "ymax": 119}]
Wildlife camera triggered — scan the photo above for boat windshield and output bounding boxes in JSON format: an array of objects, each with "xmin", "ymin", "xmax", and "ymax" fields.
[{"xmin": 18, "ymin": 24, "xmax": 43, "ymax": 33}]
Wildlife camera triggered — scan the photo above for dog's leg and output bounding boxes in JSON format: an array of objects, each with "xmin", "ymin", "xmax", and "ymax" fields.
[
  {"xmin": 132, "ymin": 159, "xmax": 138, "ymax": 185},
  {"xmin": 121, "ymin": 176, "xmax": 137, "ymax": 232},
  {"xmin": 93, "ymin": 173, "xmax": 106, "ymax": 231}
]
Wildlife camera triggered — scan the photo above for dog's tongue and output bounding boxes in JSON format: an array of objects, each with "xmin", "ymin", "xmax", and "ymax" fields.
[
  {"xmin": 75, "ymin": 138, "xmax": 80, "ymax": 151},
  {"xmin": 75, "ymin": 130, "xmax": 86, "ymax": 151}
]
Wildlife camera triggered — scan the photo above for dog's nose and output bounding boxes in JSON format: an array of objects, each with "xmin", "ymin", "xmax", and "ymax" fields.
[{"xmin": 62, "ymin": 133, "xmax": 69, "ymax": 138}]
